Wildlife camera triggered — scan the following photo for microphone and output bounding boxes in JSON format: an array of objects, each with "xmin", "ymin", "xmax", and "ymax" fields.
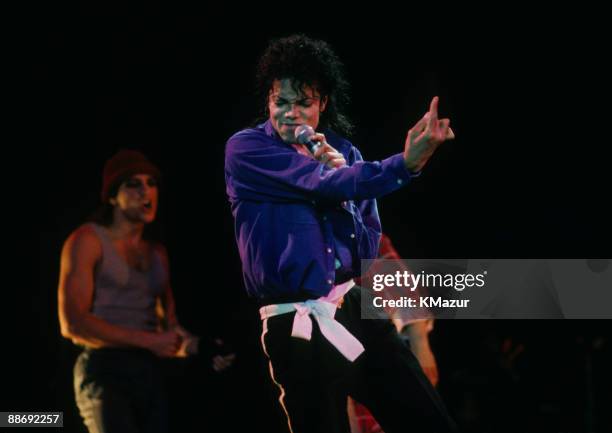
[{"xmin": 294, "ymin": 125, "xmax": 321, "ymax": 155}]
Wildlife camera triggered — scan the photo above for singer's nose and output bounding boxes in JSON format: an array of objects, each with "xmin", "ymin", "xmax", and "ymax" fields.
[{"xmin": 284, "ymin": 104, "xmax": 298, "ymax": 119}]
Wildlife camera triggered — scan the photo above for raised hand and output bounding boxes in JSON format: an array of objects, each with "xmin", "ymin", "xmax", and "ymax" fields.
[{"xmin": 404, "ymin": 96, "xmax": 455, "ymax": 172}]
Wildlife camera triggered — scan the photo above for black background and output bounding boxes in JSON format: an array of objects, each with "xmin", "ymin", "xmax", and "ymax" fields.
[{"xmin": 22, "ymin": 8, "xmax": 612, "ymax": 433}]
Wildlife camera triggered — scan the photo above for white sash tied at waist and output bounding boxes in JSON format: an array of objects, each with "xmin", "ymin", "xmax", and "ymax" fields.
[{"xmin": 259, "ymin": 279, "xmax": 365, "ymax": 362}]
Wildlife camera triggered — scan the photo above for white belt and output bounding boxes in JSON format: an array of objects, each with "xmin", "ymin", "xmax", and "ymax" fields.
[{"xmin": 259, "ymin": 279, "xmax": 364, "ymax": 362}]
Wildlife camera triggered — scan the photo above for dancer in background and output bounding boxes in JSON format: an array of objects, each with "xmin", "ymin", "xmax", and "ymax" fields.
[{"xmin": 58, "ymin": 150, "xmax": 233, "ymax": 433}]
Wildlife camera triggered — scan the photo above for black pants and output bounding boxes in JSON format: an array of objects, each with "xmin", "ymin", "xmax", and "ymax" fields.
[
  {"xmin": 74, "ymin": 347, "xmax": 168, "ymax": 433},
  {"xmin": 261, "ymin": 286, "xmax": 459, "ymax": 433}
]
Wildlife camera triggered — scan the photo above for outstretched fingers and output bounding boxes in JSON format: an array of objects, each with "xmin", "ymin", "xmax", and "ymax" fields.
[{"xmin": 426, "ymin": 96, "xmax": 439, "ymax": 134}]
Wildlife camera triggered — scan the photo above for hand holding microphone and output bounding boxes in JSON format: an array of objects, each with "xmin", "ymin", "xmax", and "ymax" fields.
[{"xmin": 295, "ymin": 125, "xmax": 347, "ymax": 169}]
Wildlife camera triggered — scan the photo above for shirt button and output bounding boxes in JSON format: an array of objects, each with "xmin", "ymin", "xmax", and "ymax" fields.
[
  {"xmin": 326, "ymin": 248, "xmax": 332, "ymax": 253},
  {"xmin": 397, "ymin": 178, "xmax": 403, "ymax": 185},
  {"xmin": 350, "ymin": 233, "xmax": 355, "ymax": 239},
  {"xmin": 327, "ymin": 279, "xmax": 333, "ymax": 285},
  {"xmin": 322, "ymin": 216, "xmax": 327, "ymax": 221}
]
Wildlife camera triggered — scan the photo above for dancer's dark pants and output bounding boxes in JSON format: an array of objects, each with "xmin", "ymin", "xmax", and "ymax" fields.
[
  {"xmin": 74, "ymin": 347, "xmax": 168, "ymax": 433},
  {"xmin": 261, "ymin": 286, "xmax": 458, "ymax": 433}
]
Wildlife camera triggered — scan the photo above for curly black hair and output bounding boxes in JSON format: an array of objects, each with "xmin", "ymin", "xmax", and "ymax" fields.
[{"xmin": 254, "ymin": 34, "xmax": 353, "ymax": 136}]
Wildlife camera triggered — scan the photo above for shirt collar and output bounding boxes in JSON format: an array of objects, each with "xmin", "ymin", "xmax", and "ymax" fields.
[
  {"xmin": 263, "ymin": 120, "xmax": 279, "ymax": 139},
  {"xmin": 263, "ymin": 120, "xmax": 298, "ymax": 150}
]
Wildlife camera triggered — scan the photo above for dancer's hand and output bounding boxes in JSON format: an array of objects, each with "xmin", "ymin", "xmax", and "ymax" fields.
[
  {"xmin": 173, "ymin": 325, "xmax": 200, "ymax": 357},
  {"xmin": 404, "ymin": 96, "xmax": 454, "ymax": 172},
  {"xmin": 147, "ymin": 330, "xmax": 182, "ymax": 358},
  {"xmin": 312, "ymin": 136, "xmax": 347, "ymax": 169},
  {"xmin": 212, "ymin": 338, "xmax": 236, "ymax": 372}
]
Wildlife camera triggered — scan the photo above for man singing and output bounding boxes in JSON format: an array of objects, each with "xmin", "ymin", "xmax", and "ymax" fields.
[{"xmin": 225, "ymin": 34, "xmax": 457, "ymax": 433}]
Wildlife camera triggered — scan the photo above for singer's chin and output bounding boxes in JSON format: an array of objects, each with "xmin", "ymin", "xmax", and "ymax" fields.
[{"xmin": 278, "ymin": 129, "xmax": 296, "ymax": 143}]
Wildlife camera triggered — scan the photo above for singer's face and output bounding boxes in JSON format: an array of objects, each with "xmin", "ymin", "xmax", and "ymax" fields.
[
  {"xmin": 111, "ymin": 174, "xmax": 159, "ymax": 224},
  {"xmin": 268, "ymin": 78, "xmax": 328, "ymax": 144}
]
